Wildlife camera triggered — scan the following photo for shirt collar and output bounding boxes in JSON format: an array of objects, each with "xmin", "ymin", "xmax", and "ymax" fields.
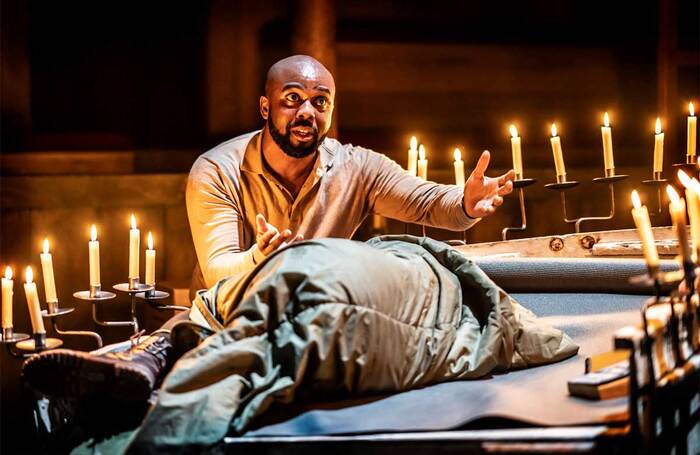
[{"xmin": 241, "ymin": 130, "xmax": 336, "ymax": 176}]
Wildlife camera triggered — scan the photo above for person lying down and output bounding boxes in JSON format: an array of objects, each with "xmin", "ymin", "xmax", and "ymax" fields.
[{"xmin": 26, "ymin": 236, "xmax": 578, "ymax": 452}]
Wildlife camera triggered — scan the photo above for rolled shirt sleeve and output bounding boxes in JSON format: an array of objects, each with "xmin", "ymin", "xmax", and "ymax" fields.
[
  {"xmin": 186, "ymin": 157, "xmax": 263, "ymax": 288},
  {"xmin": 363, "ymin": 147, "xmax": 479, "ymax": 231}
]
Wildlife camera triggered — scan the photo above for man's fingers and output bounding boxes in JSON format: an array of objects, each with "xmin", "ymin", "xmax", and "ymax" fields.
[
  {"xmin": 497, "ymin": 180, "xmax": 513, "ymax": 196},
  {"xmin": 266, "ymin": 230, "xmax": 293, "ymax": 253},
  {"xmin": 472, "ymin": 150, "xmax": 491, "ymax": 179},
  {"xmin": 293, "ymin": 234, "xmax": 304, "ymax": 242},
  {"xmin": 258, "ymin": 228, "xmax": 276, "ymax": 247},
  {"xmin": 256, "ymin": 214, "xmax": 268, "ymax": 233},
  {"xmin": 492, "ymin": 196, "xmax": 504, "ymax": 207},
  {"xmin": 498, "ymin": 169, "xmax": 516, "ymax": 185}
]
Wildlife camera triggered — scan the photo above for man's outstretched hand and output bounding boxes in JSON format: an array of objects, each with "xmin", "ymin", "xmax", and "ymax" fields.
[
  {"xmin": 463, "ymin": 150, "xmax": 515, "ymax": 218},
  {"xmin": 256, "ymin": 214, "xmax": 304, "ymax": 257}
]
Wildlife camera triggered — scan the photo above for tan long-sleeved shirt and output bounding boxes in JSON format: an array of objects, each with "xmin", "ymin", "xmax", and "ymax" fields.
[{"xmin": 186, "ymin": 131, "xmax": 478, "ymax": 289}]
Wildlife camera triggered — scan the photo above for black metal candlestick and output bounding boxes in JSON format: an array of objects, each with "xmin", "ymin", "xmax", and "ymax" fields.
[
  {"xmin": 544, "ymin": 174, "xmax": 629, "ymax": 233},
  {"xmin": 41, "ymin": 304, "xmax": 103, "ymax": 349},
  {"xmin": 641, "ymin": 174, "xmax": 668, "ymax": 218},
  {"xmin": 501, "ymin": 178, "xmax": 537, "ymax": 240}
]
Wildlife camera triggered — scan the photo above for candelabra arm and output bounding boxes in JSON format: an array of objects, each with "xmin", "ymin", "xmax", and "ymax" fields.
[
  {"xmin": 50, "ymin": 319, "xmax": 102, "ymax": 349},
  {"xmin": 573, "ymin": 183, "xmax": 616, "ymax": 233},
  {"xmin": 502, "ymin": 188, "xmax": 527, "ymax": 240},
  {"xmin": 91, "ymin": 303, "xmax": 137, "ymax": 332}
]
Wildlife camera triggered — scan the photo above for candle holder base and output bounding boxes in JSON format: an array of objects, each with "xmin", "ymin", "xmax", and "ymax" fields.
[
  {"xmin": 114, "ymin": 282, "xmax": 154, "ymax": 294},
  {"xmin": 0, "ymin": 330, "xmax": 30, "ymax": 344},
  {"xmin": 135, "ymin": 290, "xmax": 188, "ymax": 311},
  {"xmin": 74, "ymin": 290, "xmax": 117, "ymax": 301},
  {"xmin": 545, "ymin": 175, "xmax": 628, "ymax": 233},
  {"xmin": 41, "ymin": 307, "xmax": 74, "ymax": 318},
  {"xmin": 502, "ymin": 178, "xmax": 537, "ymax": 241},
  {"xmin": 15, "ymin": 335, "xmax": 62, "ymax": 353}
]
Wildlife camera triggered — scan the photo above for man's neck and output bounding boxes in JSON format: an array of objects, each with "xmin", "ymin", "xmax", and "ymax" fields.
[{"xmin": 261, "ymin": 127, "xmax": 317, "ymax": 197}]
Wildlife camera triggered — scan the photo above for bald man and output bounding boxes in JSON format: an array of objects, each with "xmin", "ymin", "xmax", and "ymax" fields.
[
  {"xmin": 23, "ymin": 55, "xmax": 515, "ymax": 414},
  {"xmin": 188, "ymin": 54, "xmax": 514, "ymax": 292}
]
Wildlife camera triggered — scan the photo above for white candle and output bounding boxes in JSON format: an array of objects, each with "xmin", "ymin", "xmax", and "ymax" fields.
[
  {"xmin": 40, "ymin": 238, "xmax": 57, "ymax": 304},
  {"xmin": 678, "ymin": 171, "xmax": 700, "ymax": 258},
  {"xmin": 453, "ymin": 148, "xmax": 465, "ymax": 186},
  {"xmin": 631, "ymin": 190, "xmax": 659, "ymax": 270},
  {"xmin": 407, "ymin": 136, "xmax": 418, "ymax": 177},
  {"xmin": 145, "ymin": 232, "xmax": 156, "ymax": 286},
  {"xmin": 653, "ymin": 118, "xmax": 664, "ymax": 175},
  {"xmin": 689, "ymin": 102, "xmax": 697, "ymax": 158},
  {"xmin": 2, "ymin": 267, "xmax": 13, "ymax": 330},
  {"xmin": 417, "ymin": 144, "xmax": 428, "ymax": 180},
  {"xmin": 601, "ymin": 112, "xmax": 615, "ymax": 174},
  {"xmin": 129, "ymin": 214, "xmax": 140, "ymax": 279},
  {"xmin": 24, "ymin": 266, "xmax": 45, "ymax": 334},
  {"xmin": 509, "ymin": 125, "xmax": 523, "ymax": 180},
  {"xmin": 89, "ymin": 225, "xmax": 100, "ymax": 287},
  {"xmin": 666, "ymin": 185, "xmax": 693, "ymax": 263},
  {"xmin": 550, "ymin": 123, "xmax": 566, "ymax": 182}
]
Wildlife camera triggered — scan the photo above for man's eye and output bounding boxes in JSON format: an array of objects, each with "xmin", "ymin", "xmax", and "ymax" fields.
[
  {"xmin": 315, "ymin": 97, "xmax": 328, "ymax": 107},
  {"xmin": 286, "ymin": 93, "xmax": 301, "ymax": 102}
]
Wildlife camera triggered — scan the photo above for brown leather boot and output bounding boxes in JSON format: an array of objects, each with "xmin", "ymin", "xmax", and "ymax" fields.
[{"xmin": 22, "ymin": 333, "xmax": 172, "ymax": 404}]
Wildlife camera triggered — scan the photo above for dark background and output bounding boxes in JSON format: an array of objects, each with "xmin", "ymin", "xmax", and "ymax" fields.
[{"xmin": 0, "ymin": 1, "xmax": 698, "ymax": 450}]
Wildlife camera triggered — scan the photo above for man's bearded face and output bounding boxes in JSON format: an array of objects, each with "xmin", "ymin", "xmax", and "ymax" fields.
[{"xmin": 267, "ymin": 113, "xmax": 326, "ymax": 159}]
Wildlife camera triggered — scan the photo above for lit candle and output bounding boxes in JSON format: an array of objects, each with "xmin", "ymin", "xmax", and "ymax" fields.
[
  {"xmin": 145, "ymin": 232, "xmax": 156, "ymax": 286},
  {"xmin": 40, "ymin": 238, "xmax": 57, "ymax": 305},
  {"xmin": 453, "ymin": 148, "xmax": 465, "ymax": 186},
  {"xmin": 23, "ymin": 266, "xmax": 45, "ymax": 334},
  {"xmin": 407, "ymin": 136, "xmax": 418, "ymax": 177},
  {"xmin": 129, "ymin": 214, "xmax": 140, "ymax": 280},
  {"xmin": 689, "ymin": 102, "xmax": 697, "ymax": 159},
  {"xmin": 417, "ymin": 144, "xmax": 428, "ymax": 180},
  {"xmin": 89, "ymin": 225, "xmax": 100, "ymax": 287},
  {"xmin": 678, "ymin": 170, "xmax": 700, "ymax": 258},
  {"xmin": 601, "ymin": 112, "xmax": 615, "ymax": 176},
  {"xmin": 550, "ymin": 123, "xmax": 566, "ymax": 182},
  {"xmin": 666, "ymin": 185, "xmax": 693, "ymax": 263},
  {"xmin": 2, "ymin": 267, "xmax": 13, "ymax": 331},
  {"xmin": 509, "ymin": 125, "xmax": 523, "ymax": 180},
  {"xmin": 653, "ymin": 118, "xmax": 664, "ymax": 178},
  {"xmin": 631, "ymin": 190, "xmax": 659, "ymax": 271}
]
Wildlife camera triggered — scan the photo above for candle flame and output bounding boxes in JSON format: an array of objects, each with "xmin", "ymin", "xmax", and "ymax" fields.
[
  {"xmin": 418, "ymin": 144, "xmax": 426, "ymax": 160},
  {"xmin": 130, "ymin": 214, "xmax": 137, "ymax": 230},
  {"xmin": 90, "ymin": 224, "xmax": 97, "ymax": 241},
  {"xmin": 551, "ymin": 123, "xmax": 558, "ymax": 137},
  {"xmin": 4, "ymin": 266, "xmax": 12, "ymax": 280},
  {"xmin": 147, "ymin": 232, "xmax": 154, "ymax": 250},
  {"xmin": 678, "ymin": 169, "xmax": 693, "ymax": 189},
  {"xmin": 666, "ymin": 185, "xmax": 680, "ymax": 203},
  {"xmin": 25, "ymin": 266, "xmax": 33, "ymax": 284},
  {"xmin": 43, "ymin": 238, "xmax": 49, "ymax": 255},
  {"xmin": 410, "ymin": 136, "xmax": 417, "ymax": 151},
  {"xmin": 631, "ymin": 190, "xmax": 641, "ymax": 209},
  {"xmin": 603, "ymin": 112, "xmax": 610, "ymax": 127},
  {"xmin": 509, "ymin": 125, "xmax": 518, "ymax": 138},
  {"xmin": 453, "ymin": 148, "xmax": 461, "ymax": 162},
  {"xmin": 691, "ymin": 102, "xmax": 695, "ymax": 117},
  {"xmin": 655, "ymin": 118, "xmax": 662, "ymax": 135}
]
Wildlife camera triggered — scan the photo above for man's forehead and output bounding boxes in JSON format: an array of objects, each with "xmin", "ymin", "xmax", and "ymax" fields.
[{"xmin": 267, "ymin": 58, "xmax": 335, "ymax": 94}]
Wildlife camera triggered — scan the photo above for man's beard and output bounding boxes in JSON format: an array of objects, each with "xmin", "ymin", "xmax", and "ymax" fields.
[{"xmin": 267, "ymin": 114, "xmax": 326, "ymax": 158}]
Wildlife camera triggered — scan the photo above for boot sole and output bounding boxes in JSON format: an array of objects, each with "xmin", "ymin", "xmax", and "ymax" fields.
[{"xmin": 23, "ymin": 349, "xmax": 153, "ymax": 403}]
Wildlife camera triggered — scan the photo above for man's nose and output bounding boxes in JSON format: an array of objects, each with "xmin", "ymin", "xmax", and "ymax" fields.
[{"xmin": 295, "ymin": 99, "xmax": 314, "ymax": 120}]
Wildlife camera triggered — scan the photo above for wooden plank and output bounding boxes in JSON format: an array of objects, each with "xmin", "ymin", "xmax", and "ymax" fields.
[
  {"xmin": 1, "ymin": 174, "xmax": 187, "ymax": 209},
  {"xmin": 0, "ymin": 151, "xmax": 134, "ymax": 175}
]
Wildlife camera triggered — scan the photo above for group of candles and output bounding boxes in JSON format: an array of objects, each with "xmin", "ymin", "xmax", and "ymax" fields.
[
  {"xmin": 408, "ymin": 103, "xmax": 697, "ymax": 185},
  {"xmin": 631, "ymin": 170, "xmax": 700, "ymax": 274},
  {"xmin": 1, "ymin": 215, "xmax": 157, "ymax": 338}
]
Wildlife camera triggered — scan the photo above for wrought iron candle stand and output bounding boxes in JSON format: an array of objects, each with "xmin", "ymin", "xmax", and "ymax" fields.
[
  {"xmin": 134, "ymin": 288, "xmax": 189, "ymax": 312},
  {"xmin": 501, "ymin": 178, "xmax": 537, "ymax": 241},
  {"xmin": 3, "ymin": 330, "xmax": 62, "ymax": 358},
  {"xmin": 41, "ymin": 299, "xmax": 103, "ymax": 349},
  {"xmin": 73, "ymin": 283, "xmax": 141, "ymax": 335},
  {"xmin": 544, "ymin": 173, "xmax": 629, "ymax": 233},
  {"xmin": 641, "ymin": 172, "xmax": 668, "ymax": 218}
]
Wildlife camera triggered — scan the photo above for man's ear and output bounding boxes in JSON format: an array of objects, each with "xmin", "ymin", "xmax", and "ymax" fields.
[{"xmin": 259, "ymin": 96, "xmax": 269, "ymax": 120}]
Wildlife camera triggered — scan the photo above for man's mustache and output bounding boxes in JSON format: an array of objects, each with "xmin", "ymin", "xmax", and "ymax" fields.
[{"xmin": 288, "ymin": 119, "xmax": 317, "ymax": 132}]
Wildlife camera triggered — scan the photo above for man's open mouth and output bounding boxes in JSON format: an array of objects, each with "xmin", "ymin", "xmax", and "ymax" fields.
[{"xmin": 291, "ymin": 126, "xmax": 314, "ymax": 141}]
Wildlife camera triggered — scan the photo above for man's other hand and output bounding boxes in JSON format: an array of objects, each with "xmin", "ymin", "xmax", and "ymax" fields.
[
  {"xmin": 463, "ymin": 150, "xmax": 515, "ymax": 218},
  {"xmin": 256, "ymin": 214, "xmax": 304, "ymax": 256}
]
